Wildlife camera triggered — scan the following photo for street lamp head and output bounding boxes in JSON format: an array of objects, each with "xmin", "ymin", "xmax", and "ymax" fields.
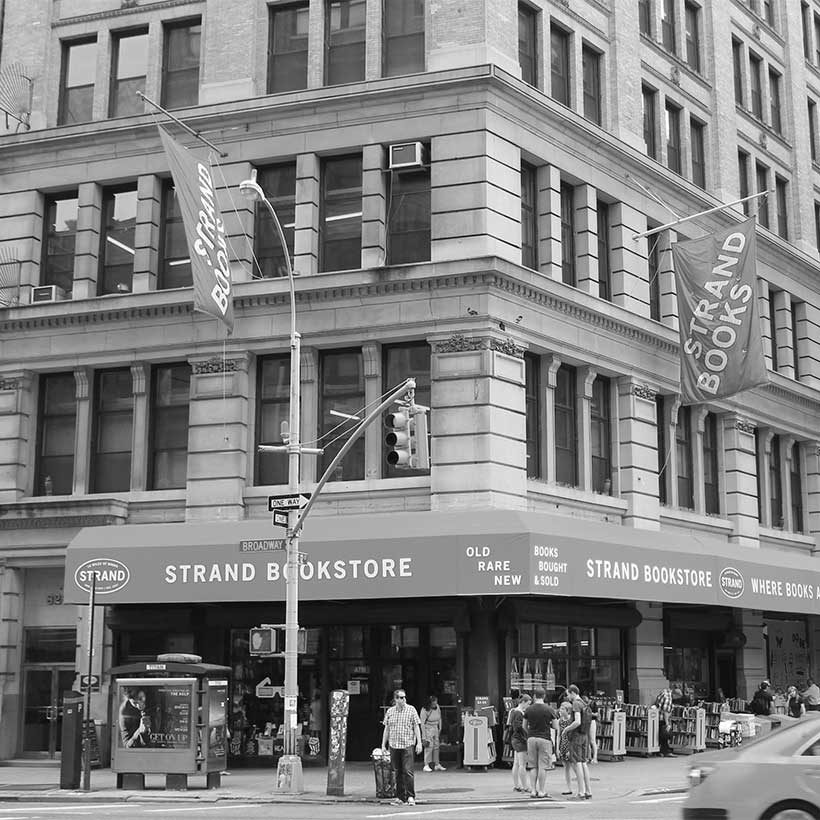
[{"xmin": 239, "ymin": 168, "xmax": 264, "ymax": 203}]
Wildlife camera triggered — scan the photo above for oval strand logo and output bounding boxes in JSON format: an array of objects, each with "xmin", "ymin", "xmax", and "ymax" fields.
[
  {"xmin": 74, "ymin": 559, "xmax": 130, "ymax": 594},
  {"xmin": 719, "ymin": 566, "xmax": 744, "ymax": 599}
]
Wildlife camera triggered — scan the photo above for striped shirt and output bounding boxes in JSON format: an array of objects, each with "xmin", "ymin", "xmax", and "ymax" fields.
[{"xmin": 383, "ymin": 704, "xmax": 421, "ymax": 748}]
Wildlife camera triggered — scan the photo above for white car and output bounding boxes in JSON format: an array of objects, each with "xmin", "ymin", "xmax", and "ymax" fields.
[{"xmin": 683, "ymin": 715, "xmax": 820, "ymax": 820}]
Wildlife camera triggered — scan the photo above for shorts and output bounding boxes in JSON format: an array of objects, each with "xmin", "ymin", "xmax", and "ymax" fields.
[{"xmin": 526, "ymin": 736, "xmax": 554, "ymax": 773}]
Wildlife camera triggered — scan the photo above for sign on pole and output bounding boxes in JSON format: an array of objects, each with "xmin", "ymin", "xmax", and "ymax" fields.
[{"xmin": 268, "ymin": 494, "xmax": 311, "ymax": 511}]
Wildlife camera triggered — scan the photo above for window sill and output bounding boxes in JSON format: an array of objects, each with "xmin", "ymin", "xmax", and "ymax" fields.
[
  {"xmin": 526, "ymin": 479, "xmax": 628, "ymax": 518},
  {"xmin": 659, "ymin": 506, "xmax": 733, "ymax": 539},
  {"xmin": 758, "ymin": 526, "xmax": 816, "ymax": 555}
]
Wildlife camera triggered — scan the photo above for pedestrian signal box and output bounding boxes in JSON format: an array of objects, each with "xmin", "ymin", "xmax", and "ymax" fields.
[{"xmin": 249, "ymin": 627, "xmax": 277, "ymax": 655}]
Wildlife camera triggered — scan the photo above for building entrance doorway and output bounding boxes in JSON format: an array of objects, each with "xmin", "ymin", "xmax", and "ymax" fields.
[{"xmin": 21, "ymin": 667, "xmax": 75, "ymax": 757}]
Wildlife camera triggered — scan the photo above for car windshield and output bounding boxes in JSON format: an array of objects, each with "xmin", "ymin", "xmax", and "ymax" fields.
[{"xmin": 737, "ymin": 716, "xmax": 820, "ymax": 755}]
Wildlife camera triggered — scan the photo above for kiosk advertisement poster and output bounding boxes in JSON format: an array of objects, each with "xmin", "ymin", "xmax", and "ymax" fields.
[
  {"xmin": 116, "ymin": 679, "xmax": 194, "ymax": 750},
  {"xmin": 207, "ymin": 679, "xmax": 228, "ymax": 766}
]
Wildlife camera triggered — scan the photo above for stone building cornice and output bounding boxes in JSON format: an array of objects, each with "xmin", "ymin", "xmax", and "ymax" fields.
[{"xmin": 0, "ymin": 498, "xmax": 129, "ymax": 530}]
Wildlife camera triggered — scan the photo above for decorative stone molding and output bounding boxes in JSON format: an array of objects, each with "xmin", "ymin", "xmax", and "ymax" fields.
[
  {"xmin": 488, "ymin": 337, "xmax": 524, "ymax": 358},
  {"xmin": 434, "ymin": 333, "xmax": 485, "ymax": 353},
  {"xmin": 671, "ymin": 65, "xmax": 681, "ymax": 86},
  {"xmin": 130, "ymin": 363, "xmax": 148, "ymax": 396},
  {"xmin": 735, "ymin": 419, "xmax": 756, "ymax": 434},
  {"xmin": 74, "ymin": 368, "xmax": 89, "ymax": 400},
  {"xmin": 0, "ymin": 379, "xmax": 19, "ymax": 391},
  {"xmin": 632, "ymin": 384, "xmax": 656, "ymax": 401},
  {"xmin": 300, "ymin": 348, "xmax": 317, "ymax": 383},
  {"xmin": 362, "ymin": 342, "xmax": 380, "ymax": 378},
  {"xmin": 192, "ymin": 357, "xmax": 240, "ymax": 375},
  {"xmin": 0, "ymin": 497, "xmax": 129, "ymax": 529}
]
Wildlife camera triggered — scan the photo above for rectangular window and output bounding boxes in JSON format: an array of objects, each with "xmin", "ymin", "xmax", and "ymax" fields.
[
  {"xmin": 769, "ymin": 286, "xmax": 779, "ymax": 370},
  {"xmin": 809, "ymin": 99, "xmax": 818, "ymax": 162},
  {"xmin": 597, "ymin": 201, "xmax": 610, "ymax": 301},
  {"xmin": 639, "ymin": 0, "xmax": 652, "ymax": 36},
  {"xmin": 685, "ymin": 2, "xmax": 700, "ymax": 72},
  {"xmin": 676, "ymin": 406, "xmax": 694, "ymax": 510},
  {"xmin": 550, "ymin": 24, "xmax": 571, "ymax": 107},
  {"xmin": 770, "ymin": 434, "xmax": 783, "ymax": 527},
  {"xmin": 110, "ymin": 29, "xmax": 148, "ymax": 117},
  {"xmin": 648, "ymin": 228, "xmax": 661, "ymax": 321},
  {"xmin": 91, "ymin": 368, "xmax": 133, "ymax": 493},
  {"xmin": 555, "ymin": 364, "xmax": 577, "ymax": 487},
  {"xmin": 159, "ymin": 183, "xmax": 192, "ymax": 289},
  {"xmin": 791, "ymin": 443, "xmax": 803, "ymax": 533},
  {"xmin": 690, "ymin": 118, "xmax": 705, "ymax": 189},
  {"xmin": 320, "ymin": 155, "xmax": 362, "ymax": 272},
  {"xmin": 732, "ymin": 39, "xmax": 744, "ymax": 106},
  {"xmin": 775, "ymin": 175, "xmax": 788, "ymax": 240},
  {"xmin": 387, "ymin": 166, "xmax": 431, "ymax": 265},
  {"xmin": 149, "ymin": 363, "xmax": 190, "ymax": 490},
  {"xmin": 643, "ymin": 85, "xmax": 658, "ymax": 159},
  {"xmin": 59, "ymin": 38, "xmax": 96, "ymax": 125},
  {"xmin": 763, "ymin": 0, "xmax": 774, "ymax": 25},
  {"xmin": 662, "ymin": 0, "xmax": 677, "ymax": 52},
  {"xmin": 816, "ymin": 202, "xmax": 820, "ymax": 249},
  {"xmin": 521, "ymin": 162, "xmax": 537, "ymax": 270},
  {"xmin": 383, "ymin": 343, "xmax": 431, "ymax": 477},
  {"xmin": 656, "ymin": 395, "xmax": 667, "ymax": 505},
  {"xmin": 582, "ymin": 45, "xmax": 602, "ymax": 125},
  {"xmin": 268, "ymin": 3, "xmax": 309, "ymax": 93},
  {"xmin": 320, "ymin": 349, "xmax": 365, "ymax": 481},
  {"xmin": 560, "ymin": 182, "xmax": 576, "ymax": 287},
  {"xmin": 256, "ymin": 355, "xmax": 290, "ymax": 486},
  {"xmin": 525, "ymin": 353, "xmax": 540, "ymax": 479},
  {"xmin": 42, "ymin": 194, "xmax": 78, "ymax": 293},
  {"xmin": 383, "ymin": 0, "xmax": 424, "ymax": 77},
  {"xmin": 738, "ymin": 150, "xmax": 750, "ymax": 214},
  {"xmin": 666, "ymin": 101, "xmax": 681, "ymax": 174},
  {"xmin": 792, "ymin": 302, "xmax": 801, "ymax": 378},
  {"xmin": 815, "ymin": 13, "xmax": 820, "ymax": 65},
  {"xmin": 803, "ymin": 4, "xmax": 812, "ymax": 60},
  {"xmin": 769, "ymin": 68, "xmax": 782, "ymax": 134},
  {"xmin": 755, "ymin": 428, "xmax": 764, "ymax": 522},
  {"xmin": 254, "ymin": 163, "xmax": 297, "ymax": 278},
  {"xmin": 326, "ymin": 0, "xmax": 366, "ymax": 85},
  {"xmin": 703, "ymin": 412, "xmax": 719, "ymax": 515},
  {"xmin": 590, "ymin": 376, "xmax": 611, "ymax": 494},
  {"xmin": 756, "ymin": 162, "xmax": 770, "ymax": 228},
  {"xmin": 518, "ymin": 3, "xmax": 538, "ymax": 86},
  {"xmin": 99, "ymin": 186, "xmax": 137, "ymax": 295},
  {"xmin": 162, "ymin": 19, "xmax": 201, "ymax": 109},
  {"xmin": 749, "ymin": 53, "xmax": 762, "ymax": 118},
  {"xmin": 36, "ymin": 373, "xmax": 76, "ymax": 496}
]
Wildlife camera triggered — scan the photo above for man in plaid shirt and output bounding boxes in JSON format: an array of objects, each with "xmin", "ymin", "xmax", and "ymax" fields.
[
  {"xmin": 382, "ymin": 689, "xmax": 423, "ymax": 806},
  {"xmin": 655, "ymin": 687, "xmax": 674, "ymax": 756}
]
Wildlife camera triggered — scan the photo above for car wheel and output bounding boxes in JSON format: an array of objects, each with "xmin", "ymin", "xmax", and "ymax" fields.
[{"xmin": 762, "ymin": 804, "xmax": 820, "ymax": 820}]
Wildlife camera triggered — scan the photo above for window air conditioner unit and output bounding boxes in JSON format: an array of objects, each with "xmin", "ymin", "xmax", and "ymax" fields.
[
  {"xmin": 388, "ymin": 141, "xmax": 427, "ymax": 170},
  {"xmin": 31, "ymin": 285, "xmax": 67, "ymax": 304}
]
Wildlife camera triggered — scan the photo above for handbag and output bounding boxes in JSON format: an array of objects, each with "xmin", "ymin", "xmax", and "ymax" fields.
[
  {"xmin": 422, "ymin": 738, "xmax": 431, "ymax": 748},
  {"xmin": 503, "ymin": 724, "xmax": 514, "ymax": 746}
]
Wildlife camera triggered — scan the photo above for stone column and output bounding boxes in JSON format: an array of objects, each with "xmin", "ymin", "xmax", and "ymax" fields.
[
  {"xmin": 692, "ymin": 406, "xmax": 708, "ymax": 514},
  {"xmin": 537, "ymin": 165, "xmax": 562, "ymax": 281},
  {"xmin": 722, "ymin": 415, "xmax": 759, "ymax": 546},
  {"xmin": 628, "ymin": 602, "xmax": 666, "ymax": 705},
  {"xmin": 609, "ymin": 0, "xmax": 645, "ymax": 151},
  {"xmin": 797, "ymin": 302, "xmax": 820, "ymax": 390},
  {"xmin": 734, "ymin": 610, "xmax": 766, "ymax": 702},
  {"xmin": 575, "ymin": 185, "xmax": 598, "ymax": 296},
  {"xmin": 186, "ymin": 353, "xmax": 251, "ymax": 521},
  {"xmin": 73, "ymin": 183, "xmax": 102, "ymax": 300},
  {"xmin": 666, "ymin": 396, "xmax": 682, "ymax": 509},
  {"xmin": 300, "ymin": 348, "xmax": 319, "ymax": 486},
  {"xmin": 294, "ymin": 154, "xmax": 320, "ymax": 276},
  {"xmin": 429, "ymin": 340, "xmax": 527, "ymax": 511},
  {"xmin": 759, "ymin": 280, "xmax": 775, "ymax": 371},
  {"xmin": 361, "ymin": 145, "xmax": 386, "ymax": 269},
  {"xmin": 431, "ymin": 131, "xmax": 520, "ymax": 265},
  {"xmin": 577, "ymin": 367, "xmax": 596, "ymax": 493},
  {"xmin": 0, "ymin": 566, "xmax": 23, "ymax": 759},
  {"xmin": 540, "ymin": 355, "xmax": 561, "ymax": 483},
  {"xmin": 129, "ymin": 364, "xmax": 150, "ymax": 492},
  {"xmin": 199, "ymin": 0, "xmax": 256, "ymax": 102},
  {"xmin": 617, "ymin": 379, "xmax": 660, "ymax": 529},
  {"xmin": 781, "ymin": 436, "xmax": 796, "ymax": 532},
  {"xmin": 757, "ymin": 427, "xmax": 775, "ymax": 529},
  {"xmin": 362, "ymin": 342, "xmax": 382, "ymax": 479},
  {"xmin": 657, "ymin": 229, "xmax": 679, "ymax": 330},
  {"xmin": 0, "ymin": 374, "xmax": 32, "ymax": 502},
  {"xmin": 365, "ymin": 0, "xmax": 383, "ymax": 80},
  {"xmin": 306, "ymin": 0, "xmax": 327, "ymax": 89},
  {"xmin": 773, "ymin": 290, "xmax": 795, "ymax": 379},
  {"xmin": 610, "ymin": 203, "xmax": 649, "ymax": 316},
  {"xmin": 132, "ymin": 175, "xmax": 161, "ymax": 294},
  {"xmin": 72, "ymin": 368, "xmax": 92, "ymax": 496},
  {"xmin": 803, "ymin": 441, "xmax": 820, "ymax": 542}
]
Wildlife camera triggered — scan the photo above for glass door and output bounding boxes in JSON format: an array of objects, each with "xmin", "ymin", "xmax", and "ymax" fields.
[{"xmin": 22, "ymin": 667, "xmax": 76, "ymax": 757}]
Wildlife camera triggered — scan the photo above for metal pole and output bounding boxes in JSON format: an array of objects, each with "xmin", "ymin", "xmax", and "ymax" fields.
[
  {"xmin": 136, "ymin": 91, "xmax": 228, "ymax": 157},
  {"xmin": 82, "ymin": 572, "xmax": 96, "ymax": 791},
  {"xmin": 632, "ymin": 190, "xmax": 772, "ymax": 240}
]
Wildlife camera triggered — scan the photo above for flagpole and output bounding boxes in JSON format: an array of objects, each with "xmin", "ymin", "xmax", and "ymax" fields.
[
  {"xmin": 137, "ymin": 91, "xmax": 227, "ymax": 157},
  {"xmin": 632, "ymin": 190, "xmax": 772, "ymax": 241}
]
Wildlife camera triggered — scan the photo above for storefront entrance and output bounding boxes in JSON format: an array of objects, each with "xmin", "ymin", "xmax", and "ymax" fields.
[{"xmin": 21, "ymin": 667, "xmax": 75, "ymax": 757}]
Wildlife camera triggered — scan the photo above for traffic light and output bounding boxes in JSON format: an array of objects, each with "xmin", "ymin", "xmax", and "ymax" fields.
[
  {"xmin": 249, "ymin": 627, "xmax": 277, "ymax": 655},
  {"xmin": 385, "ymin": 404, "xmax": 429, "ymax": 470}
]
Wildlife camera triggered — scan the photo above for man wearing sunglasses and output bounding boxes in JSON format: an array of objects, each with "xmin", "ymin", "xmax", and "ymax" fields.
[{"xmin": 382, "ymin": 689, "xmax": 423, "ymax": 806}]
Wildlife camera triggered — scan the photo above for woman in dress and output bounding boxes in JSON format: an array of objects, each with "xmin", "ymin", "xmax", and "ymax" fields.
[
  {"xmin": 556, "ymin": 700, "xmax": 575, "ymax": 796},
  {"xmin": 419, "ymin": 695, "xmax": 446, "ymax": 772}
]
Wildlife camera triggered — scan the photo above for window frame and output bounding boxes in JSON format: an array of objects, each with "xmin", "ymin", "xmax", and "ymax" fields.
[
  {"xmin": 109, "ymin": 28, "xmax": 148, "ymax": 118},
  {"xmin": 648, "ymin": 227, "xmax": 661, "ymax": 321},
  {"xmin": 383, "ymin": 0, "xmax": 425, "ymax": 78},
  {"xmin": 98, "ymin": 185, "xmax": 138, "ymax": 296},
  {"xmin": 58, "ymin": 37, "xmax": 97, "ymax": 126},
  {"xmin": 756, "ymin": 162, "xmax": 770, "ymax": 229},
  {"xmin": 161, "ymin": 17, "xmax": 201, "ymax": 109},
  {"xmin": 769, "ymin": 68, "xmax": 782, "ymax": 134},
  {"xmin": 35, "ymin": 372, "xmax": 77, "ymax": 497},
  {"xmin": 597, "ymin": 201, "xmax": 611, "ymax": 302},
  {"xmin": 676, "ymin": 405, "xmax": 694, "ymax": 510},
  {"xmin": 738, "ymin": 150, "xmax": 750, "ymax": 214},
  {"xmin": 775, "ymin": 175, "xmax": 788, "ymax": 240},
  {"xmin": 325, "ymin": 0, "xmax": 366, "ymax": 86},
  {"xmin": 810, "ymin": 99, "xmax": 818, "ymax": 163},
  {"xmin": 386, "ymin": 165, "xmax": 431, "ymax": 266},
  {"xmin": 590, "ymin": 376, "xmax": 611, "ymax": 494},
  {"xmin": 525, "ymin": 353, "xmax": 540, "ymax": 479},
  {"xmin": 148, "ymin": 363, "xmax": 191, "ymax": 491},
  {"xmin": 267, "ymin": 2, "xmax": 310, "ymax": 93},
  {"xmin": 41, "ymin": 193, "xmax": 79, "ymax": 293},
  {"xmin": 554, "ymin": 364, "xmax": 578, "ymax": 487},
  {"xmin": 159, "ymin": 180, "xmax": 193, "ymax": 289},
  {"xmin": 521, "ymin": 162, "xmax": 538, "ymax": 270},
  {"xmin": 768, "ymin": 286, "xmax": 779, "ymax": 371},
  {"xmin": 639, "ymin": 0, "xmax": 652, "ymax": 36},
  {"xmin": 319, "ymin": 348, "xmax": 365, "ymax": 481},
  {"xmin": 518, "ymin": 2, "xmax": 538, "ymax": 87},
  {"xmin": 582, "ymin": 44, "xmax": 602, "ymax": 126},
  {"xmin": 550, "ymin": 23, "xmax": 571, "ymax": 107},
  {"xmin": 770, "ymin": 434, "xmax": 783, "ymax": 527},
  {"xmin": 254, "ymin": 162, "xmax": 297, "ymax": 278},
  {"xmin": 662, "ymin": 0, "xmax": 677, "ymax": 53},
  {"xmin": 665, "ymin": 100, "xmax": 682, "ymax": 175},
  {"xmin": 690, "ymin": 117, "xmax": 706, "ymax": 189},
  {"xmin": 90, "ymin": 367, "xmax": 133, "ymax": 494},
  {"xmin": 255, "ymin": 354, "xmax": 291, "ymax": 487},
  {"xmin": 656, "ymin": 395, "xmax": 668, "ymax": 505},
  {"xmin": 703, "ymin": 412, "xmax": 719, "ymax": 515},
  {"xmin": 319, "ymin": 154, "xmax": 363, "ymax": 272},
  {"xmin": 560, "ymin": 182, "xmax": 576, "ymax": 287},
  {"xmin": 790, "ymin": 443, "xmax": 803, "ymax": 533},
  {"xmin": 732, "ymin": 38, "xmax": 744, "ymax": 107},
  {"xmin": 749, "ymin": 52, "xmax": 763, "ymax": 119},
  {"xmin": 643, "ymin": 84, "xmax": 658, "ymax": 160},
  {"xmin": 684, "ymin": 2, "xmax": 701, "ymax": 72}
]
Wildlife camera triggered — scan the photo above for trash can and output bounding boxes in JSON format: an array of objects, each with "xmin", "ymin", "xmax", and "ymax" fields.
[
  {"xmin": 59, "ymin": 691, "xmax": 84, "ymax": 790},
  {"xmin": 372, "ymin": 748, "xmax": 395, "ymax": 798}
]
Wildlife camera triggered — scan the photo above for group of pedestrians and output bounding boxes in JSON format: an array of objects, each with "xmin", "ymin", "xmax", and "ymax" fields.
[
  {"xmin": 506, "ymin": 686, "xmax": 595, "ymax": 800},
  {"xmin": 751, "ymin": 676, "xmax": 820, "ymax": 717}
]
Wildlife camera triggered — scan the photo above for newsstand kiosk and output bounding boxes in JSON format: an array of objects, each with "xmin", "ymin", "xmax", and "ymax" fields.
[{"xmin": 110, "ymin": 654, "xmax": 230, "ymax": 790}]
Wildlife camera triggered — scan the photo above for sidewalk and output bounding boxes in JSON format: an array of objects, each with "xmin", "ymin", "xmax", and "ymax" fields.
[{"xmin": 0, "ymin": 755, "xmax": 690, "ymax": 804}]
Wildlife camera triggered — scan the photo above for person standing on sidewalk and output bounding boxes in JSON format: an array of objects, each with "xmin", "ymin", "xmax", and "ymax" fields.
[
  {"xmin": 801, "ymin": 677, "xmax": 820, "ymax": 712},
  {"xmin": 382, "ymin": 689, "xmax": 423, "ymax": 806},
  {"xmin": 420, "ymin": 695, "xmax": 446, "ymax": 772},
  {"xmin": 655, "ymin": 686, "xmax": 674, "ymax": 757},
  {"xmin": 561, "ymin": 685, "xmax": 592, "ymax": 800},
  {"xmin": 523, "ymin": 688, "xmax": 559, "ymax": 798},
  {"xmin": 509, "ymin": 693, "xmax": 531, "ymax": 792}
]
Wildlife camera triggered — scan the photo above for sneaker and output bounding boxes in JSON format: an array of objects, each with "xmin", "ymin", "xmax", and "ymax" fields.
[
  {"xmin": 434, "ymin": 764, "xmax": 446, "ymax": 771},
  {"xmin": 406, "ymin": 797, "xmax": 415, "ymax": 805},
  {"xmin": 423, "ymin": 765, "xmax": 432, "ymax": 772}
]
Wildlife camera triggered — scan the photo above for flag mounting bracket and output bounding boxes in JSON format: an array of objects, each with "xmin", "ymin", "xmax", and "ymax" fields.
[
  {"xmin": 137, "ymin": 90, "xmax": 228, "ymax": 157},
  {"xmin": 632, "ymin": 189, "xmax": 772, "ymax": 241}
]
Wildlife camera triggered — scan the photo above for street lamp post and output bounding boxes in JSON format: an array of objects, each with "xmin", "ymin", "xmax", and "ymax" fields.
[{"xmin": 239, "ymin": 170, "xmax": 303, "ymax": 793}]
